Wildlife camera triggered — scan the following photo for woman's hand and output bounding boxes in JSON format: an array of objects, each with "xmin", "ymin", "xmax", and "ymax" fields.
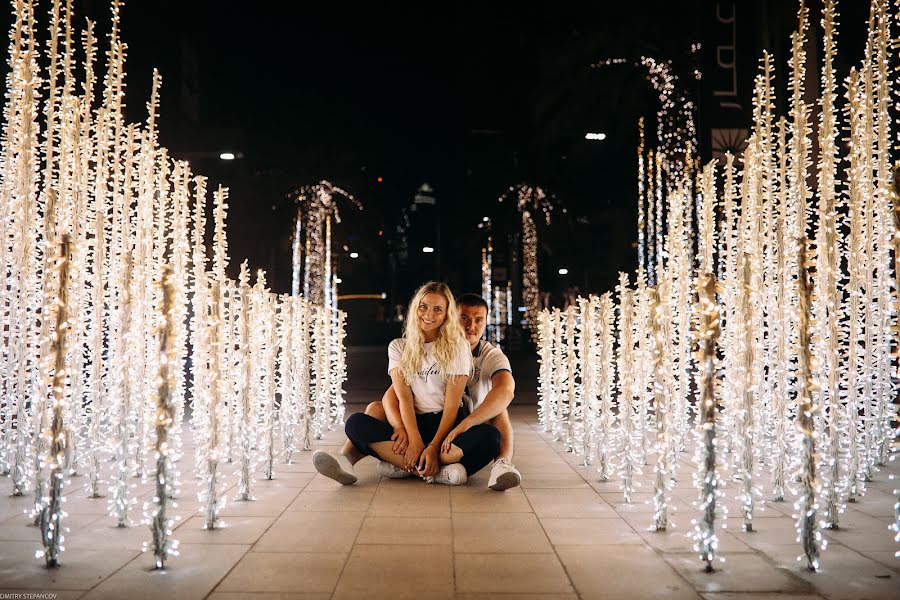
[
  {"xmin": 404, "ymin": 436, "xmax": 425, "ymax": 470},
  {"xmin": 416, "ymin": 444, "xmax": 441, "ymax": 478},
  {"xmin": 391, "ymin": 426, "xmax": 409, "ymax": 455}
]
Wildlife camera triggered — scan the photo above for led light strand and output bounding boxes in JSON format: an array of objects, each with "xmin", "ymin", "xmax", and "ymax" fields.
[
  {"xmin": 141, "ymin": 266, "xmax": 180, "ymax": 569},
  {"xmin": 692, "ymin": 273, "xmax": 722, "ymax": 572}
]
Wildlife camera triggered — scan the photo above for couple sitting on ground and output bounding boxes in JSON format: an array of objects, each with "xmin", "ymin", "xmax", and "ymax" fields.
[{"xmin": 313, "ymin": 282, "xmax": 522, "ymax": 489}]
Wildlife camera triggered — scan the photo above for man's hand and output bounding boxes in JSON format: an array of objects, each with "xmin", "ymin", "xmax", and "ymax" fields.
[
  {"xmin": 404, "ymin": 436, "xmax": 425, "ymax": 470},
  {"xmin": 441, "ymin": 419, "xmax": 471, "ymax": 454},
  {"xmin": 391, "ymin": 426, "xmax": 409, "ymax": 455},
  {"xmin": 416, "ymin": 444, "xmax": 441, "ymax": 478}
]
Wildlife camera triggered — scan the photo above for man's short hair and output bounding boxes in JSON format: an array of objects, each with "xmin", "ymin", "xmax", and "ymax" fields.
[{"xmin": 457, "ymin": 293, "xmax": 488, "ymax": 312}]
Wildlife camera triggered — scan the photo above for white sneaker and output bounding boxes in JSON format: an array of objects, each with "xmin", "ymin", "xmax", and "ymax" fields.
[
  {"xmin": 313, "ymin": 450, "xmax": 358, "ymax": 485},
  {"xmin": 488, "ymin": 458, "xmax": 521, "ymax": 491},
  {"xmin": 377, "ymin": 460, "xmax": 412, "ymax": 479},
  {"xmin": 424, "ymin": 463, "xmax": 467, "ymax": 486}
]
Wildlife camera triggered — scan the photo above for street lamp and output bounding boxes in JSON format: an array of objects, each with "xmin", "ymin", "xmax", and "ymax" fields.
[
  {"xmin": 349, "ymin": 252, "xmax": 359, "ymax": 259},
  {"xmin": 584, "ymin": 133, "xmax": 606, "ymax": 141},
  {"xmin": 422, "ymin": 246, "xmax": 434, "ymax": 253},
  {"xmin": 219, "ymin": 152, "xmax": 236, "ymax": 160},
  {"xmin": 558, "ymin": 268, "xmax": 569, "ymax": 275}
]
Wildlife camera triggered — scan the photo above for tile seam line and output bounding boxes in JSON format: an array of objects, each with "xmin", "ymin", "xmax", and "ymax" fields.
[
  {"xmin": 62, "ymin": 473, "xmax": 214, "ymax": 599},
  {"xmin": 202, "ymin": 456, "xmax": 308, "ymax": 600},
  {"xmin": 327, "ymin": 463, "xmax": 383, "ymax": 599},
  {"xmin": 524, "ymin": 418, "xmax": 583, "ymax": 600}
]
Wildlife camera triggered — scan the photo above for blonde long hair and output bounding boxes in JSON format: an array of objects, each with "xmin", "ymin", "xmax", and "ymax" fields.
[{"xmin": 398, "ymin": 282, "xmax": 468, "ymax": 384}]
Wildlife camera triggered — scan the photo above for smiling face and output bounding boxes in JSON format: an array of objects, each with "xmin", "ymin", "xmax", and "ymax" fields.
[
  {"xmin": 459, "ymin": 303, "xmax": 488, "ymax": 348},
  {"xmin": 416, "ymin": 292, "xmax": 448, "ymax": 341}
]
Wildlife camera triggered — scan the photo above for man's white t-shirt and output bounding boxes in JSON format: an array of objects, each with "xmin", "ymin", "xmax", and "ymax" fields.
[
  {"xmin": 464, "ymin": 340, "xmax": 512, "ymax": 413},
  {"xmin": 387, "ymin": 337, "xmax": 471, "ymax": 413}
]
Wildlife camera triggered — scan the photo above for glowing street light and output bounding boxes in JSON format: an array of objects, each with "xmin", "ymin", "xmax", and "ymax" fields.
[
  {"xmin": 349, "ymin": 252, "xmax": 359, "ymax": 259},
  {"xmin": 584, "ymin": 133, "xmax": 607, "ymax": 141},
  {"xmin": 422, "ymin": 247, "xmax": 434, "ymax": 253},
  {"xmin": 219, "ymin": 152, "xmax": 236, "ymax": 160},
  {"xmin": 558, "ymin": 268, "xmax": 569, "ymax": 275}
]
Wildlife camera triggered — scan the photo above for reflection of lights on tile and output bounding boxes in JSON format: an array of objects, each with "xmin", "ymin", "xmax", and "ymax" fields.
[
  {"xmin": 219, "ymin": 152, "xmax": 235, "ymax": 160},
  {"xmin": 349, "ymin": 252, "xmax": 359, "ymax": 259},
  {"xmin": 558, "ymin": 268, "xmax": 568, "ymax": 275},
  {"xmin": 422, "ymin": 246, "xmax": 434, "ymax": 253}
]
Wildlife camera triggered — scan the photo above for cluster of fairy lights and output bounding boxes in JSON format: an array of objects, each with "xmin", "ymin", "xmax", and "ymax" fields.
[
  {"xmin": 292, "ymin": 180, "xmax": 362, "ymax": 311},
  {"xmin": 597, "ymin": 51, "xmax": 700, "ymax": 285},
  {"xmin": 478, "ymin": 220, "xmax": 516, "ymax": 345},
  {"xmin": 498, "ymin": 184, "xmax": 554, "ymax": 340},
  {"xmin": 0, "ymin": 0, "xmax": 348, "ymax": 568},
  {"xmin": 536, "ymin": 0, "xmax": 897, "ymax": 571}
]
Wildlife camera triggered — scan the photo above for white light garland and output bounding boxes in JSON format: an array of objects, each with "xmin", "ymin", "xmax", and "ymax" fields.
[
  {"xmin": 535, "ymin": 310, "xmax": 555, "ymax": 433},
  {"xmin": 499, "ymin": 184, "xmax": 554, "ymax": 338},
  {"xmin": 294, "ymin": 180, "xmax": 362, "ymax": 309},
  {"xmin": 535, "ymin": 0, "xmax": 897, "ymax": 569},
  {"xmin": 0, "ymin": 0, "xmax": 350, "ymax": 568},
  {"xmin": 692, "ymin": 273, "xmax": 722, "ymax": 572},
  {"xmin": 615, "ymin": 273, "xmax": 642, "ymax": 502},
  {"xmin": 235, "ymin": 262, "xmax": 255, "ymax": 501},
  {"xmin": 201, "ymin": 279, "xmax": 226, "ymax": 530},
  {"xmin": 595, "ymin": 293, "xmax": 616, "ymax": 482},
  {"xmin": 649, "ymin": 284, "xmax": 673, "ymax": 531},
  {"xmin": 35, "ymin": 236, "xmax": 72, "ymax": 567},
  {"xmin": 794, "ymin": 238, "xmax": 824, "ymax": 571},
  {"xmin": 813, "ymin": 0, "xmax": 847, "ymax": 530},
  {"xmin": 142, "ymin": 266, "xmax": 180, "ymax": 569}
]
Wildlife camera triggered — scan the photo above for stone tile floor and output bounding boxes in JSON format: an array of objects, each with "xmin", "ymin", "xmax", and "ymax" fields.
[{"xmin": 0, "ymin": 404, "xmax": 897, "ymax": 599}]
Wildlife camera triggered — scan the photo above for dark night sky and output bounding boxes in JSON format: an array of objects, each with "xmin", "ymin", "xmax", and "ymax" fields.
[
  {"xmin": 3, "ymin": 1, "xmax": 875, "ymax": 316},
  {"xmin": 34, "ymin": 1, "xmax": 703, "ymax": 301}
]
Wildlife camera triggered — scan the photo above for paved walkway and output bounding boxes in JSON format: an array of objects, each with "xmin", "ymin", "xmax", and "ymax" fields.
[{"xmin": 1, "ymin": 404, "xmax": 897, "ymax": 599}]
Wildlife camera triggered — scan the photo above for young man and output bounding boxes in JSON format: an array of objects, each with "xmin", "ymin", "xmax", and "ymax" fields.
[
  {"xmin": 316, "ymin": 293, "xmax": 522, "ymax": 490},
  {"xmin": 441, "ymin": 293, "xmax": 521, "ymax": 490}
]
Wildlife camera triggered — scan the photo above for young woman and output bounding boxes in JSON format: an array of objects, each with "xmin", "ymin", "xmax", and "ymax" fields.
[{"xmin": 313, "ymin": 281, "xmax": 500, "ymax": 485}]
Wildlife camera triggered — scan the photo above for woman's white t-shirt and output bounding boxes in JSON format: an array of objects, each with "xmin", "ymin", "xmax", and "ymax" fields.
[{"xmin": 387, "ymin": 337, "xmax": 472, "ymax": 413}]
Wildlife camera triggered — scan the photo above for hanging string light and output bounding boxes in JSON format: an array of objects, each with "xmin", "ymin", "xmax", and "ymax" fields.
[
  {"xmin": 692, "ymin": 273, "xmax": 722, "ymax": 572},
  {"xmin": 649, "ymin": 285, "xmax": 673, "ymax": 531},
  {"xmin": 35, "ymin": 236, "xmax": 72, "ymax": 567},
  {"xmin": 201, "ymin": 280, "xmax": 226, "ymax": 530},
  {"xmin": 793, "ymin": 238, "xmax": 824, "ymax": 571},
  {"xmin": 615, "ymin": 273, "xmax": 641, "ymax": 503},
  {"xmin": 294, "ymin": 181, "xmax": 362, "ymax": 308},
  {"xmin": 576, "ymin": 297, "xmax": 596, "ymax": 465},
  {"xmin": 813, "ymin": 0, "xmax": 847, "ymax": 530},
  {"xmin": 595, "ymin": 293, "xmax": 616, "ymax": 482},
  {"xmin": 637, "ymin": 117, "xmax": 646, "ymax": 278},
  {"xmin": 142, "ymin": 266, "xmax": 180, "ymax": 569},
  {"xmin": 235, "ymin": 262, "xmax": 255, "ymax": 501},
  {"xmin": 498, "ymin": 184, "xmax": 554, "ymax": 339},
  {"xmin": 536, "ymin": 310, "xmax": 555, "ymax": 433},
  {"xmin": 646, "ymin": 151, "xmax": 656, "ymax": 286}
]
